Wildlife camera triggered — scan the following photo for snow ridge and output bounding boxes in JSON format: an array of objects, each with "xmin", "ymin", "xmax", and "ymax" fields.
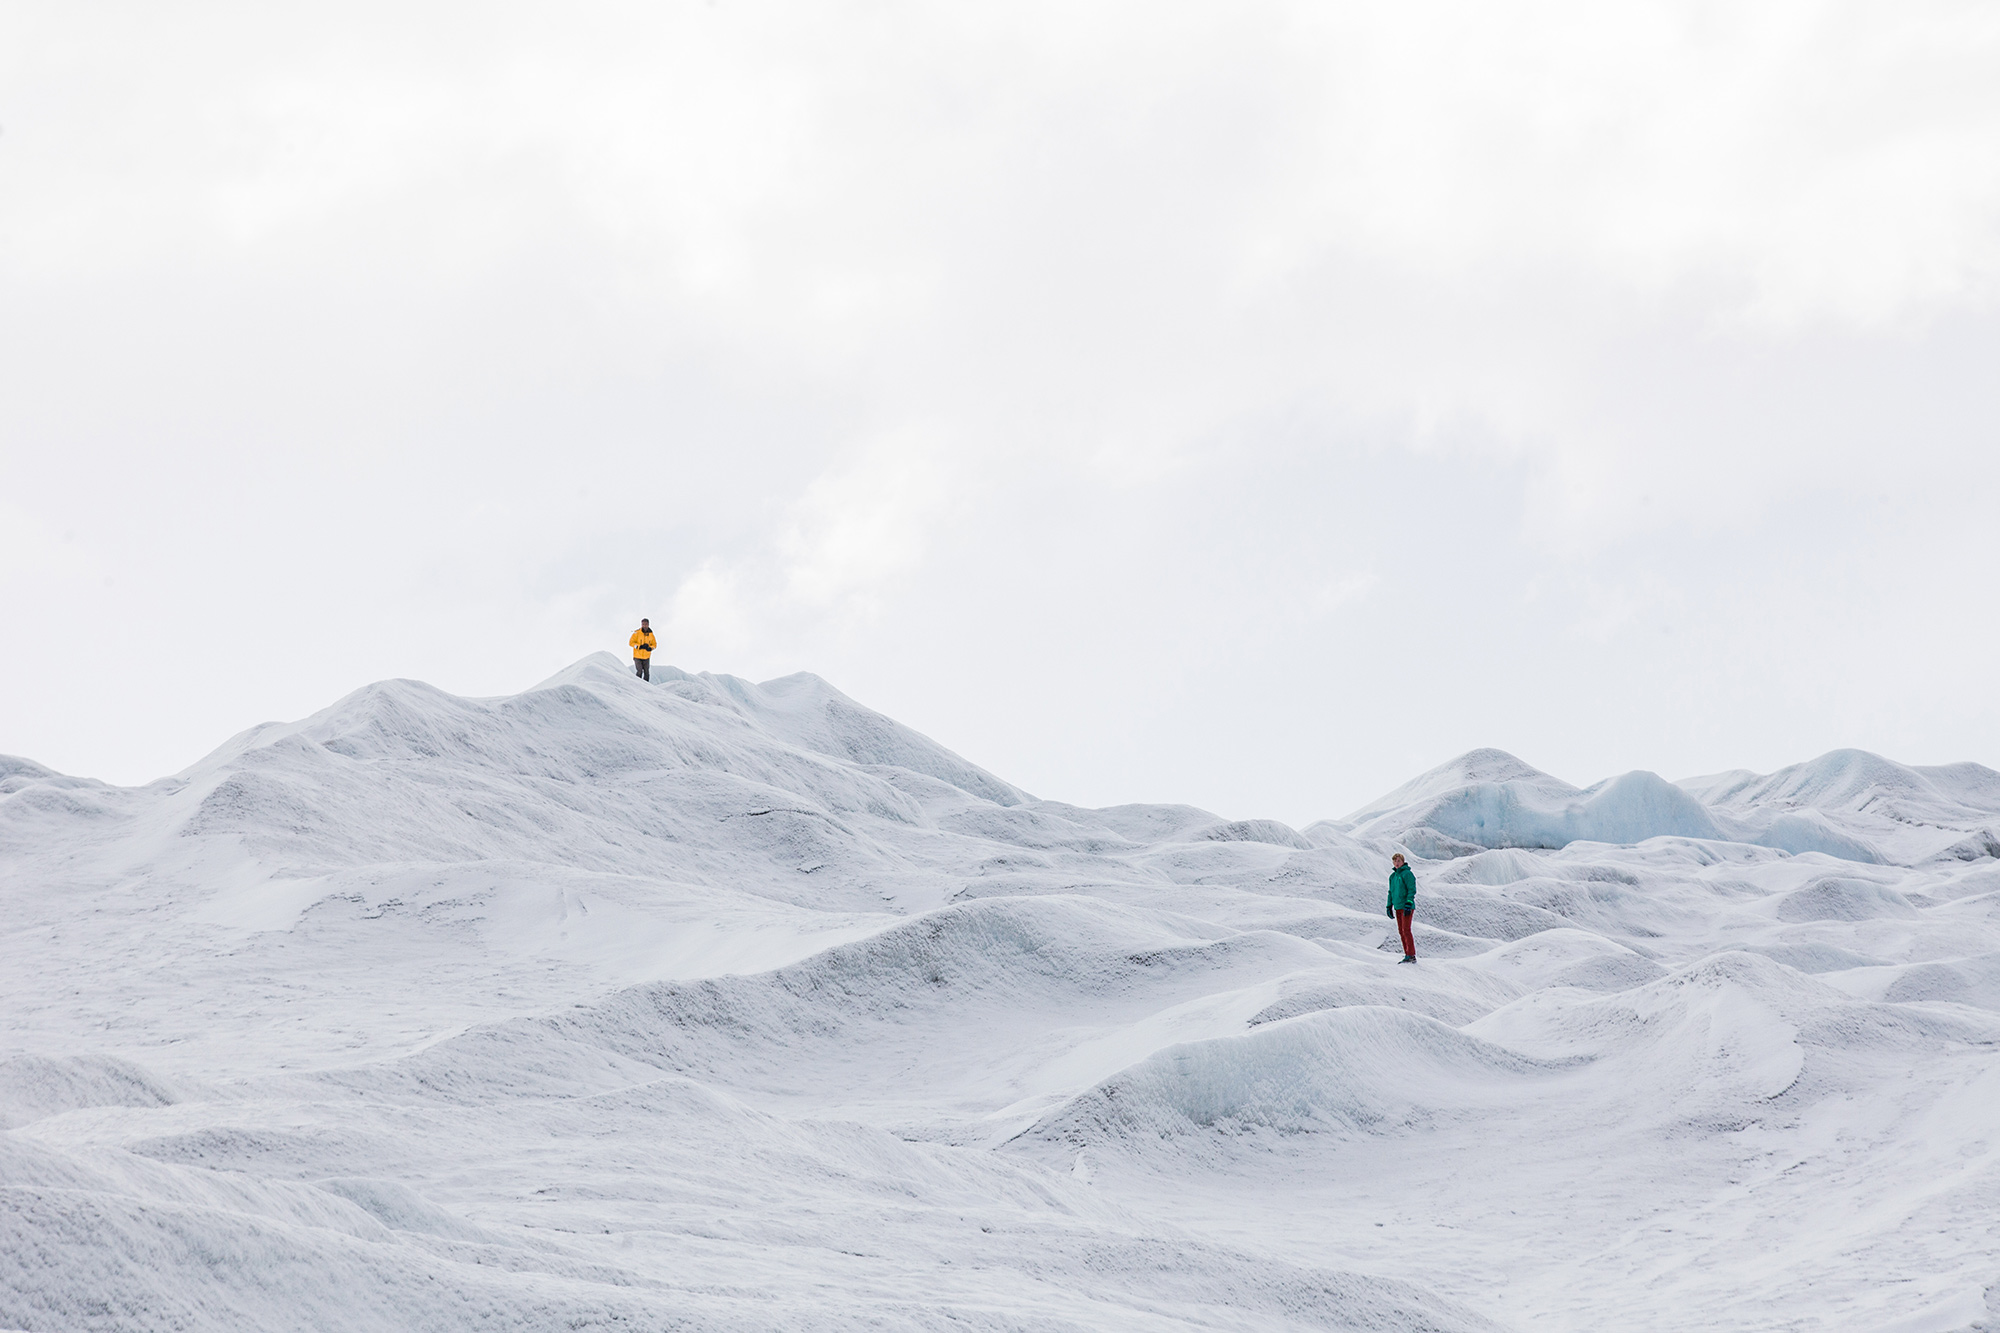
[{"xmin": 2, "ymin": 662, "xmax": 1997, "ymax": 1332}]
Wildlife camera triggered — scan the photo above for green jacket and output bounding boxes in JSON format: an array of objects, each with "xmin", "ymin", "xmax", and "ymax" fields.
[{"xmin": 1386, "ymin": 864, "xmax": 1416, "ymax": 913}]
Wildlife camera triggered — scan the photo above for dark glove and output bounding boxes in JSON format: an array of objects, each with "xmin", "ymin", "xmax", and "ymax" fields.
[{"xmin": 1386, "ymin": 907, "xmax": 1394, "ymax": 918}]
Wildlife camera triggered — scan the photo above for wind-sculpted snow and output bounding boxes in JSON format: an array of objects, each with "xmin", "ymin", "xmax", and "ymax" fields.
[
  {"xmin": 0, "ymin": 1056, "xmax": 183, "ymax": 1129},
  {"xmin": 1684, "ymin": 748, "xmax": 2000, "ymax": 822},
  {"xmin": 1684, "ymin": 748, "xmax": 2000, "ymax": 863},
  {"xmin": 3, "ymin": 662, "xmax": 1999, "ymax": 1331},
  {"xmin": 1017, "ymin": 1007, "xmax": 1566, "ymax": 1162}
]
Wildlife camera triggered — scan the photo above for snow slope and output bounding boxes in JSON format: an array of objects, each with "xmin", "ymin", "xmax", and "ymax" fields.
[{"xmin": 3, "ymin": 657, "xmax": 1997, "ymax": 1331}]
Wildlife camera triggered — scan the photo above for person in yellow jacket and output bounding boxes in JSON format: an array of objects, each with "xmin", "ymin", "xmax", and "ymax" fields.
[{"xmin": 629, "ymin": 619, "xmax": 657, "ymax": 681}]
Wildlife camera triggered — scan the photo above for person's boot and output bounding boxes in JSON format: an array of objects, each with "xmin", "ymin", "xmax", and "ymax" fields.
[{"xmin": 1399, "ymin": 955, "xmax": 1417, "ymax": 964}]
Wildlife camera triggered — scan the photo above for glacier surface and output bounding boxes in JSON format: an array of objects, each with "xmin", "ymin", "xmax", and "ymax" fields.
[{"xmin": 2, "ymin": 654, "xmax": 1997, "ymax": 1331}]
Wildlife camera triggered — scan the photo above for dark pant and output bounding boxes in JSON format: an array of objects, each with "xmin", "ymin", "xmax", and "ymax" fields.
[
  {"xmin": 1395, "ymin": 909, "xmax": 1415, "ymax": 958},
  {"xmin": 634, "ymin": 657, "xmax": 650, "ymax": 681}
]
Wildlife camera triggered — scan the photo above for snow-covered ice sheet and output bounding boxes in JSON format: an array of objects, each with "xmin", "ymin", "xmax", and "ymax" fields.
[{"xmin": 3, "ymin": 654, "xmax": 1997, "ymax": 1330}]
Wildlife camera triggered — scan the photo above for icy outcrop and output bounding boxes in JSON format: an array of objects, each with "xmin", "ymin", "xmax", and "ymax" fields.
[
  {"xmin": 1348, "ymin": 753, "xmax": 1725, "ymax": 854},
  {"xmin": 1338, "ymin": 747, "xmax": 1973, "ymax": 863}
]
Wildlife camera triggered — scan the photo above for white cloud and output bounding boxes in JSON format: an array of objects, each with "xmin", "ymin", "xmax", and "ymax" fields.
[
  {"xmin": 3, "ymin": 0, "xmax": 1998, "ymax": 812},
  {"xmin": 779, "ymin": 434, "xmax": 951, "ymax": 616},
  {"xmin": 666, "ymin": 561, "xmax": 752, "ymax": 658}
]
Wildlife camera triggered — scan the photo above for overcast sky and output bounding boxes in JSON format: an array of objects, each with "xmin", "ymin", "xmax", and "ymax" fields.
[{"xmin": 4, "ymin": 1, "xmax": 1999, "ymax": 824}]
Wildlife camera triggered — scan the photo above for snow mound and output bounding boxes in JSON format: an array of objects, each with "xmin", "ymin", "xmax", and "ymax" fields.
[
  {"xmin": 1547, "ymin": 952, "xmax": 1670, "ymax": 991},
  {"xmin": 1037, "ymin": 801, "xmax": 1221, "ymax": 842},
  {"xmin": 1913, "ymin": 760, "xmax": 2000, "ymax": 810},
  {"xmin": 0, "ymin": 1054, "xmax": 180, "ymax": 1128},
  {"xmin": 1774, "ymin": 876, "xmax": 1919, "ymax": 923},
  {"xmin": 1185, "ymin": 818, "xmax": 1315, "ymax": 849},
  {"xmin": 122, "ymin": 655, "xmax": 1061, "ymax": 918},
  {"xmin": 1436, "ymin": 848, "xmax": 1548, "ymax": 885},
  {"xmin": 1467, "ymin": 928, "xmax": 1662, "ymax": 991},
  {"xmin": 1019, "ymin": 1006, "xmax": 1560, "ymax": 1161},
  {"xmin": 1752, "ymin": 809, "xmax": 1885, "ymax": 863},
  {"xmin": 1749, "ymin": 942, "xmax": 1890, "ymax": 974},
  {"xmin": 1930, "ymin": 827, "xmax": 2000, "ymax": 863},
  {"xmin": 1248, "ymin": 969, "xmax": 1521, "ymax": 1028},
  {"xmin": 0, "ymin": 753, "xmax": 59, "ymax": 787},
  {"xmin": 312, "ymin": 1178, "xmax": 499, "ymax": 1243},
  {"xmin": 0, "ymin": 1182, "xmax": 741, "ymax": 1332},
  {"xmin": 337, "ymin": 895, "xmax": 1332, "ymax": 1123},
  {"xmin": 651, "ymin": 662, "xmax": 1030, "ymax": 806},
  {"xmin": 1882, "ymin": 954, "xmax": 2000, "ymax": 1010},
  {"xmin": 1468, "ymin": 952, "xmax": 1814, "ymax": 1121},
  {"xmin": 1409, "ymin": 889, "xmax": 1574, "ymax": 943},
  {"xmin": 1341, "ymin": 748, "xmax": 1576, "ymax": 828},
  {"xmin": 1396, "ymin": 826, "xmax": 1488, "ymax": 860},
  {"xmin": 1824, "ymin": 953, "xmax": 2000, "ymax": 1013}
]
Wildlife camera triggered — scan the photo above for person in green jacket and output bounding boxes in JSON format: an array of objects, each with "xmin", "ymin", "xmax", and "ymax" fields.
[{"xmin": 1387, "ymin": 853, "xmax": 1417, "ymax": 963}]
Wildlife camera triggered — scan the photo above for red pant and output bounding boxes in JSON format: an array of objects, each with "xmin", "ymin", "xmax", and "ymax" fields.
[{"xmin": 1395, "ymin": 909, "xmax": 1415, "ymax": 958}]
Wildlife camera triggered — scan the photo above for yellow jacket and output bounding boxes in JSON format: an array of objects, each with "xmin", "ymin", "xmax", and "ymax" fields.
[{"xmin": 629, "ymin": 629, "xmax": 657, "ymax": 659}]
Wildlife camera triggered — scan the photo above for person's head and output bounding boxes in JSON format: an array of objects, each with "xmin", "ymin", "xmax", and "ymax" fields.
[
  {"xmin": 1392, "ymin": 853, "xmax": 1406, "ymax": 867},
  {"xmin": 640, "ymin": 619, "xmax": 650, "ymax": 629}
]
